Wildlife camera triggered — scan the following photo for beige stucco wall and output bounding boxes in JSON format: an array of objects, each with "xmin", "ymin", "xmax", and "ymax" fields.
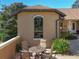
[
  {"xmin": 62, "ymin": 20, "xmax": 79, "ymax": 33},
  {"xmin": 62, "ymin": 20, "xmax": 69, "ymax": 32},
  {"xmin": 17, "ymin": 12, "xmax": 59, "ymax": 47}
]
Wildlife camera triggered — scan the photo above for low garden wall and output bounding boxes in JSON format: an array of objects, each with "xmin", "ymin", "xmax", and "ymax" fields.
[{"xmin": 0, "ymin": 36, "xmax": 20, "ymax": 59}]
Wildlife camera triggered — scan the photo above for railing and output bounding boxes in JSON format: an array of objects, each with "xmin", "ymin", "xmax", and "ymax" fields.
[{"xmin": 0, "ymin": 36, "xmax": 20, "ymax": 59}]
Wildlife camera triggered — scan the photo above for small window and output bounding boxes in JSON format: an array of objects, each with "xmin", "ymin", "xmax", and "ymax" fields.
[{"xmin": 34, "ymin": 16, "xmax": 43, "ymax": 38}]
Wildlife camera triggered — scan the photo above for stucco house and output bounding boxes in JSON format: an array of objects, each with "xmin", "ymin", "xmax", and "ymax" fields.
[{"xmin": 12, "ymin": 5, "xmax": 79, "ymax": 48}]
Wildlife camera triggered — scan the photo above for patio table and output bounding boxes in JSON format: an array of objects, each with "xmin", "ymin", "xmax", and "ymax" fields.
[
  {"xmin": 29, "ymin": 46, "xmax": 45, "ymax": 53},
  {"xmin": 29, "ymin": 46, "xmax": 45, "ymax": 59}
]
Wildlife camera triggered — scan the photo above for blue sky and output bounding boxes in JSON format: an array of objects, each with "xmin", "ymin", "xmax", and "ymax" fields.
[{"xmin": 0, "ymin": 0, "xmax": 76, "ymax": 9}]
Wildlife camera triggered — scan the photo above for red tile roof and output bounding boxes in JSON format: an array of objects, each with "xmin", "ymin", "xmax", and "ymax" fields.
[{"xmin": 58, "ymin": 8, "xmax": 79, "ymax": 20}]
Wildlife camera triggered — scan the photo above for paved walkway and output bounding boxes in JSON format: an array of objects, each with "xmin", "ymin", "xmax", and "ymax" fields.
[{"xmin": 70, "ymin": 34, "xmax": 79, "ymax": 55}]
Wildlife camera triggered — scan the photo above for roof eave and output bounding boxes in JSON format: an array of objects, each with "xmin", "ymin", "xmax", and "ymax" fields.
[{"xmin": 10, "ymin": 9, "xmax": 66, "ymax": 17}]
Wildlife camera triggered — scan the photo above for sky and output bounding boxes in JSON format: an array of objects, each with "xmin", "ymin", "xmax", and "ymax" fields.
[{"xmin": 0, "ymin": 0, "xmax": 76, "ymax": 9}]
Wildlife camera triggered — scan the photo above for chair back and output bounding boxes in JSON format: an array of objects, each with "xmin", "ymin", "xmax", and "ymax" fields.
[
  {"xmin": 22, "ymin": 41, "xmax": 29, "ymax": 50},
  {"xmin": 40, "ymin": 39, "xmax": 46, "ymax": 48}
]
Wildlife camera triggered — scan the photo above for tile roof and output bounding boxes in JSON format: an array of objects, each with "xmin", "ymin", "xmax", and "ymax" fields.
[
  {"xmin": 24, "ymin": 6, "xmax": 79, "ymax": 20},
  {"xmin": 11, "ymin": 5, "xmax": 79, "ymax": 20},
  {"xmin": 58, "ymin": 8, "xmax": 79, "ymax": 20},
  {"xmin": 23, "ymin": 5, "xmax": 53, "ymax": 9},
  {"xmin": 10, "ymin": 5, "xmax": 65, "ymax": 17}
]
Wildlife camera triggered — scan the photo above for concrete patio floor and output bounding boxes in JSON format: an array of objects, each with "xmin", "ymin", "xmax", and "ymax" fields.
[{"xmin": 55, "ymin": 55, "xmax": 79, "ymax": 59}]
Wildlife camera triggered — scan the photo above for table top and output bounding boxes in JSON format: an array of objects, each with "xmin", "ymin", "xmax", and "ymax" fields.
[{"xmin": 29, "ymin": 46, "xmax": 45, "ymax": 53}]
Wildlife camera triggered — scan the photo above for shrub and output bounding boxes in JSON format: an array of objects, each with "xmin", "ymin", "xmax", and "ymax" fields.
[
  {"xmin": 60, "ymin": 31, "xmax": 70, "ymax": 38},
  {"xmin": 60, "ymin": 32, "xmax": 77, "ymax": 40},
  {"xmin": 16, "ymin": 43, "xmax": 22, "ymax": 52},
  {"xmin": 65, "ymin": 34, "xmax": 77, "ymax": 40},
  {"xmin": 52, "ymin": 38, "xmax": 70, "ymax": 54}
]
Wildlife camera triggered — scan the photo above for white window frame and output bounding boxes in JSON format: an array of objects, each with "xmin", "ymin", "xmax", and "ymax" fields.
[{"xmin": 33, "ymin": 15, "xmax": 44, "ymax": 40}]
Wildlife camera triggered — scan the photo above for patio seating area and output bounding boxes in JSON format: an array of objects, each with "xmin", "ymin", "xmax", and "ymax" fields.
[
  {"xmin": 14, "ymin": 35, "xmax": 79, "ymax": 59},
  {"xmin": 0, "ymin": 35, "xmax": 79, "ymax": 59},
  {"xmin": 19, "ymin": 39, "xmax": 54, "ymax": 59},
  {"xmin": 15, "ymin": 48, "xmax": 55, "ymax": 59}
]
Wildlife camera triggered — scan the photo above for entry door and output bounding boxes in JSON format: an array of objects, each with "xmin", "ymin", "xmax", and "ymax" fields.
[{"xmin": 71, "ymin": 22, "xmax": 76, "ymax": 33}]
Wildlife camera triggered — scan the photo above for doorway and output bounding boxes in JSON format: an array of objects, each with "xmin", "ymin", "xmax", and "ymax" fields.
[{"xmin": 71, "ymin": 22, "xmax": 76, "ymax": 33}]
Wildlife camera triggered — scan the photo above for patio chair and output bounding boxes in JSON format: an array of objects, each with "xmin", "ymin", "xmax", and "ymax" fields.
[
  {"xmin": 40, "ymin": 39, "xmax": 46, "ymax": 48},
  {"xmin": 19, "ymin": 41, "xmax": 39, "ymax": 59},
  {"xmin": 19, "ymin": 41, "xmax": 30, "ymax": 59},
  {"xmin": 41, "ymin": 45, "xmax": 56, "ymax": 59},
  {"xmin": 19, "ymin": 49, "xmax": 30, "ymax": 59},
  {"xmin": 41, "ymin": 48, "xmax": 52, "ymax": 59}
]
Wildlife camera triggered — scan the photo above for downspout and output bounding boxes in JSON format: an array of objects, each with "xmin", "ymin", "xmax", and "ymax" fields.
[{"xmin": 56, "ymin": 19, "xmax": 60, "ymax": 38}]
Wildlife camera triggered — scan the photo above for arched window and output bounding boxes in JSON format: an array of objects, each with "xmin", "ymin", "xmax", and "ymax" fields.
[{"xmin": 34, "ymin": 16, "xmax": 43, "ymax": 38}]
